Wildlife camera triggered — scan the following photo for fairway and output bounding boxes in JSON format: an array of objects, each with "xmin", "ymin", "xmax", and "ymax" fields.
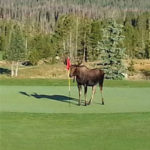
[
  {"xmin": 1, "ymin": 112, "xmax": 150, "ymax": 150},
  {"xmin": 0, "ymin": 81, "xmax": 150, "ymax": 150}
]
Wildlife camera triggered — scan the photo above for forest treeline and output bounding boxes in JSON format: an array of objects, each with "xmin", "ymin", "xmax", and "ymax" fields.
[{"xmin": 0, "ymin": 0, "xmax": 150, "ymax": 65}]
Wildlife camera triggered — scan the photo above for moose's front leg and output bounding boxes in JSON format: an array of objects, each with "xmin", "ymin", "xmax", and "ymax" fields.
[
  {"xmin": 78, "ymin": 84, "xmax": 82, "ymax": 106},
  {"xmin": 84, "ymin": 85, "xmax": 87, "ymax": 106},
  {"xmin": 88, "ymin": 85, "xmax": 96, "ymax": 105}
]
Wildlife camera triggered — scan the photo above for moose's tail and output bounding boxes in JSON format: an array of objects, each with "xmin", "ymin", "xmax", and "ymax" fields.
[
  {"xmin": 99, "ymin": 70, "xmax": 105, "ymax": 105},
  {"xmin": 99, "ymin": 70, "xmax": 105, "ymax": 91}
]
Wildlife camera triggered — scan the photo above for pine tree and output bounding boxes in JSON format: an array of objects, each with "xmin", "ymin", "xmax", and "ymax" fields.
[
  {"xmin": 89, "ymin": 20, "xmax": 103, "ymax": 61},
  {"xmin": 97, "ymin": 19, "xmax": 126, "ymax": 79},
  {"xmin": 6, "ymin": 24, "xmax": 26, "ymax": 77},
  {"xmin": 77, "ymin": 18, "xmax": 91, "ymax": 62}
]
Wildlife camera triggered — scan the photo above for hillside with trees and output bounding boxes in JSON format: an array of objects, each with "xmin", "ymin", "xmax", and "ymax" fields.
[{"xmin": 0, "ymin": 0, "xmax": 150, "ymax": 79}]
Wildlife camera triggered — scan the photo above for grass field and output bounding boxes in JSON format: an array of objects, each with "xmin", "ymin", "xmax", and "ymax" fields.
[
  {"xmin": 1, "ymin": 112, "xmax": 150, "ymax": 150},
  {"xmin": 0, "ymin": 80, "xmax": 150, "ymax": 150}
]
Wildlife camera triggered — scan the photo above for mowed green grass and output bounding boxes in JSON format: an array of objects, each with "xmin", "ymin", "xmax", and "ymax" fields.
[
  {"xmin": 1, "ymin": 112, "xmax": 150, "ymax": 150},
  {"xmin": 0, "ymin": 80, "xmax": 150, "ymax": 150},
  {"xmin": 0, "ymin": 78, "xmax": 150, "ymax": 87},
  {"xmin": 0, "ymin": 85, "xmax": 150, "ymax": 113}
]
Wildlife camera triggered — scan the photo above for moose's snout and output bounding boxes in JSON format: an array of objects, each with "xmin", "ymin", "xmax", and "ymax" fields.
[{"xmin": 69, "ymin": 73, "xmax": 73, "ymax": 78}]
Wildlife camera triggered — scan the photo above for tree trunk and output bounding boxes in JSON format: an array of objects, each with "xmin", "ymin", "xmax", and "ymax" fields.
[
  {"xmin": 75, "ymin": 17, "xmax": 79, "ymax": 60},
  {"xmin": 141, "ymin": 30, "xmax": 145, "ymax": 57},
  {"xmin": 83, "ymin": 32, "xmax": 86, "ymax": 62},
  {"xmin": 123, "ymin": 8, "xmax": 128, "ymax": 25},
  {"xmin": 11, "ymin": 61, "xmax": 14, "ymax": 77},
  {"xmin": 15, "ymin": 61, "xmax": 19, "ymax": 77},
  {"xmin": 148, "ymin": 17, "xmax": 150, "ymax": 41},
  {"xmin": 25, "ymin": 37, "xmax": 28, "ymax": 50},
  {"xmin": 63, "ymin": 40, "xmax": 66, "ymax": 54},
  {"xmin": 69, "ymin": 32, "xmax": 72, "ymax": 60}
]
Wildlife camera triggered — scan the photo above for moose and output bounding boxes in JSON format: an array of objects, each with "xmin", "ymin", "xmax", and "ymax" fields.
[{"xmin": 69, "ymin": 64, "xmax": 105, "ymax": 106}]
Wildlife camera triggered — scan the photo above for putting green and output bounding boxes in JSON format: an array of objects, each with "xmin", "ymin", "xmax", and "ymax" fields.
[{"xmin": 0, "ymin": 86, "xmax": 150, "ymax": 113}]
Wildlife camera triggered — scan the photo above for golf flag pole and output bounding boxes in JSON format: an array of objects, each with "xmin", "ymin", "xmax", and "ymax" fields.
[{"xmin": 66, "ymin": 57, "xmax": 71, "ymax": 103}]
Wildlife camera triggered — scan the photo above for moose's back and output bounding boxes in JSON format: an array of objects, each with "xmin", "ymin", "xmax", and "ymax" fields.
[{"xmin": 76, "ymin": 66, "xmax": 104, "ymax": 86}]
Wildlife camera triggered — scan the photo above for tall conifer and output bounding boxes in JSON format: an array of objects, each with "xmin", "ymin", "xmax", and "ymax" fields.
[{"xmin": 97, "ymin": 19, "xmax": 126, "ymax": 79}]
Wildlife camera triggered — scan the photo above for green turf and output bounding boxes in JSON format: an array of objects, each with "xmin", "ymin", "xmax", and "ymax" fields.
[
  {"xmin": 1, "ymin": 81, "xmax": 150, "ymax": 150},
  {"xmin": 0, "ymin": 86, "xmax": 150, "ymax": 113},
  {"xmin": 1, "ymin": 112, "xmax": 150, "ymax": 150},
  {"xmin": 0, "ymin": 78, "xmax": 150, "ymax": 87}
]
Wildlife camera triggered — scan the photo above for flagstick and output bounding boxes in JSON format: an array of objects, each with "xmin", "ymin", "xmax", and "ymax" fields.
[
  {"xmin": 68, "ymin": 69, "xmax": 71, "ymax": 106},
  {"xmin": 66, "ymin": 57, "xmax": 71, "ymax": 106}
]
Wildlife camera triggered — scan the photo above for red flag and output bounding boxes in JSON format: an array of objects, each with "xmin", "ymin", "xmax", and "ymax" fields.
[{"xmin": 66, "ymin": 57, "xmax": 71, "ymax": 70}]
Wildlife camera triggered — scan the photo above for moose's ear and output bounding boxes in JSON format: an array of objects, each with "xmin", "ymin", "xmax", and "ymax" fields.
[{"xmin": 77, "ymin": 59, "xmax": 82, "ymax": 66}]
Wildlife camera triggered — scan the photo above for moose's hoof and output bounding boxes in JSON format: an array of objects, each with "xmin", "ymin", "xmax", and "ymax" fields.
[
  {"xmin": 84, "ymin": 102, "xmax": 88, "ymax": 106},
  {"xmin": 88, "ymin": 101, "xmax": 91, "ymax": 105}
]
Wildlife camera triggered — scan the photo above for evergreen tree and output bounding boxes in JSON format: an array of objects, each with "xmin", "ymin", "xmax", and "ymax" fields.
[
  {"xmin": 145, "ymin": 40, "xmax": 150, "ymax": 59},
  {"xmin": 97, "ymin": 19, "xmax": 126, "ymax": 79},
  {"xmin": 28, "ymin": 33, "xmax": 51, "ymax": 65},
  {"xmin": 77, "ymin": 18, "xmax": 91, "ymax": 62},
  {"xmin": 0, "ymin": 36, "xmax": 4, "ymax": 52},
  {"xmin": 6, "ymin": 24, "xmax": 26, "ymax": 77},
  {"xmin": 50, "ymin": 15, "xmax": 76, "ymax": 61},
  {"xmin": 89, "ymin": 20, "xmax": 103, "ymax": 60}
]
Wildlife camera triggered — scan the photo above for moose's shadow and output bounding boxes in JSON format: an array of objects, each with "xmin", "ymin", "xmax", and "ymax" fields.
[
  {"xmin": 19, "ymin": 91, "xmax": 77, "ymax": 105},
  {"xmin": 0, "ymin": 68, "xmax": 11, "ymax": 75}
]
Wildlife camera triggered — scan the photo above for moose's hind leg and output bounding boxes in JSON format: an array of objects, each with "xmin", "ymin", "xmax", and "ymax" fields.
[
  {"xmin": 84, "ymin": 85, "xmax": 88, "ymax": 106},
  {"xmin": 78, "ymin": 84, "xmax": 82, "ymax": 106},
  {"xmin": 99, "ymin": 79, "xmax": 104, "ymax": 105},
  {"xmin": 100, "ymin": 86, "xmax": 104, "ymax": 105}
]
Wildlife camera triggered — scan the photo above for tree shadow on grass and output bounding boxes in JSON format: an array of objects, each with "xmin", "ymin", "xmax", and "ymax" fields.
[
  {"xmin": 0, "ymin": 68, "xmax": 11, "ymax": 75},
  {"xmin": 142, "ymin": 71, "xmax": 150, "ymax": 80},
  {"xmin": 19, "ymin": 91, "xmax": 78, "ymax": 105}
]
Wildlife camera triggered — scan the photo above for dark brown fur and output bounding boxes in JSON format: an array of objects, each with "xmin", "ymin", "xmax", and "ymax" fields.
[{"xmin": 69, "ymin": 65, "xmax": 104, "ymax": 106}]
